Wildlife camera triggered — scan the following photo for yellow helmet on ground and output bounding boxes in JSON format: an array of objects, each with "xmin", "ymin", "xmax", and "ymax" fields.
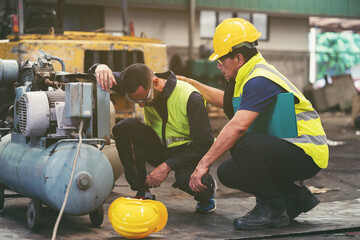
[
  {"xmin": 108, "ymin": 197, "xmax": 168, "ymax": 239},
  {"xmin": 209, "ymin": 18, "xmax": 261, "ymax": 61}
]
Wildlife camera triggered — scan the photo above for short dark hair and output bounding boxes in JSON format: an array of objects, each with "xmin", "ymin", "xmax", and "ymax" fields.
[
  {"xmin": 122, "ymin": 63, "xmax": 153, "ymax": 93},
  {"xmin": 223, "ymin": 41, "xmax": 258, "ymax": 63},
  {"xmin": 228, "ymin": 46, "xmax": 258, "ymax": 63}
]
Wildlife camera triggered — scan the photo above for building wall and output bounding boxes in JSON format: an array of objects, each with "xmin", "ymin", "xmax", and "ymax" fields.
[
  {"xmin": 104, "ymin": 7, "xmax": 310, "ymax": 91},
  {"xmin": 259, "ymin": 17, "xmax": 309, "ymax": 52},
  {"xmin": 259, "ymin": 17, "xmax": 310, "ymax": 91}
]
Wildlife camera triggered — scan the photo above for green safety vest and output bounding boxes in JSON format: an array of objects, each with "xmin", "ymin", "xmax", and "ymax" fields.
[
  {"xmin": 234, "ymin": 53, "xmax": 329, "ymax": 168},
  {"xmin": 144, "ymin": 80, "xmax": 200, "ymax": 148}
]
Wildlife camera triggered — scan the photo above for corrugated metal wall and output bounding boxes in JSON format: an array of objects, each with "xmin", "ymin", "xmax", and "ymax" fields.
[{"xmin": 61, "ymin": 0, "xmax": 360, "ymax": 18}]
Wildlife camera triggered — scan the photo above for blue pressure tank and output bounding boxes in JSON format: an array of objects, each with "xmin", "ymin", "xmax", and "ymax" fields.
[
  {"xmin": 0, "ymin": 57, "xmax": 117, "ymax": 230},
  {"xmin": 0, "ymin": 133, "xmax": 114, "ymax": 215}
]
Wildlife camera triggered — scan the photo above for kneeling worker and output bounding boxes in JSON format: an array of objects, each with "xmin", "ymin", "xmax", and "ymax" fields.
[
  {"xmin": 90, "ymin": 63, "xmax": 216, "ymax": 213},
  {"xmin": 179, "ymin": 18, "xmax": 329, "ymax": 229}
]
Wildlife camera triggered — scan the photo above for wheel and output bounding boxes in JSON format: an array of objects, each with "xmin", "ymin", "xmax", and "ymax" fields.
[
  {"xmin": 0, "ymin": 183, "xmax": 4, "ymax": 210},
  {"xmin": 27, "ymin": 200, "xmax": 42, "ymax": 230},
  {"xmin": 89, "ymin": 205, "xmax": 104, "ymax": 227}
]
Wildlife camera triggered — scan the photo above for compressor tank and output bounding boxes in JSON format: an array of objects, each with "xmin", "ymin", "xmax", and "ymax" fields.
[{"xmin": 0, "ymin": 133, "xmax": 114, "ymax": 215}]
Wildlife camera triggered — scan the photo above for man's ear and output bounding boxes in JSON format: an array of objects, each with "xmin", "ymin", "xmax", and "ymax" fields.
[
  {"xmin": 152, "ymin": 77, "xmax": 160, "ymax": 90},
  {"xmin": 237, "ymin": 53, "xmax": 245, "ymax": 65}
]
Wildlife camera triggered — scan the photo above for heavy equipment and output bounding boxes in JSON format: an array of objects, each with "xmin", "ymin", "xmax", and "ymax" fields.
[
  {"xmin": 0, "ymin": 0, "xmax": 168, "ymax": 230},
  {"xmin": 0, "ymin": 54, "xmax": 116, "ymax": 230}
]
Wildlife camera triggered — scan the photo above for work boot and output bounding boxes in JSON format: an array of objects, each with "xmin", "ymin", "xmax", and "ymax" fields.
[
  {"xmin": 285, "ymin": 185, "xmax": 320, "ymax": 220},
  {"xmin": 134, "ymin": 190, "xmax": 156, "ymax": 200},
  {"xmin": 233, "ymin": 198, "xmax": 290, "ymax": 230}
]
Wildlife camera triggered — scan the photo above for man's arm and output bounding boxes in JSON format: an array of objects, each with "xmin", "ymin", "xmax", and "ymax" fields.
[
  {"xmin": 177, "ymin": 75, "xmax": 224, "ymax": 108},
  {"xmin": 88, "ymin": 64, "xmax": 117, "ymax": 91},
  {"xmin": 189, "ymin": 109, "xmax": 259, "ymax": 192}
]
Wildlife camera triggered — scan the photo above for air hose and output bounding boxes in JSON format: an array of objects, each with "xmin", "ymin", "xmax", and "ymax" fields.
[{"xmin": 51, "ymin": 119, "xmax": 84, "ymax": 240}]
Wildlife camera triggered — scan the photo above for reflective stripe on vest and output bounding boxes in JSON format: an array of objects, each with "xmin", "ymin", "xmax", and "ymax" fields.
[{"xmin": 165, "ymin": 137, "xmax": 191, "ymax": 146}]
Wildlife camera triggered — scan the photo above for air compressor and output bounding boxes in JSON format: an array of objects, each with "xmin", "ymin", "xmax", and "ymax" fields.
[{"xmin": 0, "ymin": 54, "xmax": 115, "ymax": 230}]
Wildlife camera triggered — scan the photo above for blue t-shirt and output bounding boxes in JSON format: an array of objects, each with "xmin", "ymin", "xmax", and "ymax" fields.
[{"xmin": 237, "ymin": 77, "xmax": 285, "ymax": 113}]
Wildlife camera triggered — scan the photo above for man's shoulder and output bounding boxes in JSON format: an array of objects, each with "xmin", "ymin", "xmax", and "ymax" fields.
[
  {"xmin": 176, "ymin": 80, "xmax": 200, "ymax": 93},
  {"xmin": 244, "ymin": 76, "xmax": 282, "ymax": 92}
]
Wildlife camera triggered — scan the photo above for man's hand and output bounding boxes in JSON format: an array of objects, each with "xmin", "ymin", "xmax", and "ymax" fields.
[
  {"xmin": 189, "ymin": 164, "xmax": 209, "ymax": 192},
  {"xmin": 145, "ymin": 162, "xmax": 171, "ymax": 188},
  {"xmin": 95, "ymin": 64, "xmax": 117, "ymax": 91}
]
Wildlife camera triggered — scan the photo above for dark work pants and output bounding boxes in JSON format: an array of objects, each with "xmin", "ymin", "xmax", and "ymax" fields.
[
  {"xmin": 112, "ymin": 118, "xmax": 211, "ymax": 201},
  {"xmin": 217, "ymin": 132, "xmax": 321, "ymax": 201}
]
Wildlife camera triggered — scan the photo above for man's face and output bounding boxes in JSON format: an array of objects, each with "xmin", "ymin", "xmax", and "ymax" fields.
[
  {"xmin": 216, "ymin": 54, "xmax": 242, "ymax": 81},
  {"xmin": 126, "ymin": 81, "xmax": 154, "ymax": 107}
]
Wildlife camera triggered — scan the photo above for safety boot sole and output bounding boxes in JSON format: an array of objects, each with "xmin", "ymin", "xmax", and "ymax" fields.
[{"xmin": 234, "ymin": 215, "xmax": 290, "ymax": 230}]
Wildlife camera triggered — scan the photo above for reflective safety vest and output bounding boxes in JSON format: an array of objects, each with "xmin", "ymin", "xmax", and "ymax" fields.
[
  {"xmin": 234, "ymin": 53, "xmax": 329, "ymax": 168},
  {"xmin": 144, "ymin": 80, "xmax": 200, "ymax": 148}
]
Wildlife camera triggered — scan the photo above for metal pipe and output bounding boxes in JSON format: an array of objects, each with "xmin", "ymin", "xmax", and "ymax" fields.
[
  {"xmin": 49, "ymin": 138, "xmax": 107, "ymax": 155},
  {"xmin": 309, "ymin": 27, "xmax": 317, "ymax": 84},
  {"xmin": 188, "ymin": 0, "xmax": 195, "ymax": 60},
  {"xmin": 121, "ymin": 0, "xmax": 129, "ymax": 36},
  {"xmin": 17, "ymin": 0, "xmax": 24, "ymax": 34},
  {"xmin": 57, "ymin": 0, "xmax": 65, "ymax": 30},
  {"xmin": 0, "ymin": 59, "xmax": 19, "ymax": 84}
]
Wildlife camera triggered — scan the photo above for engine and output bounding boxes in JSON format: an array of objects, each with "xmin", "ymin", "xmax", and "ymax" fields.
[
  {"xmin": 0, "ymin": 54, "xmax": 114, "ymax": 230},
  {"xmin": 11, "ymin": 54, "xmax": 99, "ymax": 140}
]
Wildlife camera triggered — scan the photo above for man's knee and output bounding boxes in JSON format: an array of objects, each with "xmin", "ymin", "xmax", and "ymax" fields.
[
  {"xmin": 230, "ymin": 133, "xmax": 266, "ymax": 157},
  {"xmin": 112, "ymin": 118, "xmax": 139, "ymax": 137},
  {"xmin": 217, "ymin": 161, "xmax": 232, "ymax": 188}
]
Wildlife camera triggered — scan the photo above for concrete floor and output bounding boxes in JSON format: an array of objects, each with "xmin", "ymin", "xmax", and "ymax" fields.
[{"xmin": 1, "ymin": 111, "xmax": 360, "ymax": 239}]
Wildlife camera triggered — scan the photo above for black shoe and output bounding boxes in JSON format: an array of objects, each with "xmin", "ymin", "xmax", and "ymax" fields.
[
  {"xmin": 134, "ymin": 190, "xmax": 156, "ymax": 200},
  {"xmin": 285, "ymin": 186, "xmax": 320, "ymax": 220},
  {"xmin": 233, "ymin": 199, "xmax": 290, "ymax": 230}
]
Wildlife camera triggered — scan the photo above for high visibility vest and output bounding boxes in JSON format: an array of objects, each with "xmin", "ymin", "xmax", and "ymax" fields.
[
  {"xmin": 144, "ymin": 80, "xmax": 201, "ymax": 148},
  {"xmin": 234, "ymin": 53, "xmax": 329, "ymax": 168}
]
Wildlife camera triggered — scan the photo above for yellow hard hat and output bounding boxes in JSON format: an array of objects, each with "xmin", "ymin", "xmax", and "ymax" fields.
[
  {"xmin": 209, "ymin": 18, "xmax": 261, "ymax": 61},
  {"xmin": 108, "ymin": 197, "xmax": 168, "ymax": 239}
]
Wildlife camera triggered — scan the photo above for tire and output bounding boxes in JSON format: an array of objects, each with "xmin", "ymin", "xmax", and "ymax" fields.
[
  {"xmin": 89, "ymin": 205, "xmax": 104, "ymax": 227},
  {"xmin": 0, "ymin": 183, "xmax": 5, "ymax": 210},
  {"xmin": 27, "ymin": 199, "xmax": 42, "ymax": 230}
]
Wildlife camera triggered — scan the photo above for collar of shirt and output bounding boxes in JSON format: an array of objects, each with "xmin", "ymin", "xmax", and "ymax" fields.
[{"xmin": 154, "ymin": 70, "xmax": 177, "ymax": 102}]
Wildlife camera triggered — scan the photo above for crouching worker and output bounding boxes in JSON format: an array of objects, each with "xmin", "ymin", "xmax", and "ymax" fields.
[
  {"xmin": 179, "ymin": 18, "xmax": 329, "ymax": 229},
  {"xmin": 90, "ymin": 63, "xmax": 216, "ymax": 213}
]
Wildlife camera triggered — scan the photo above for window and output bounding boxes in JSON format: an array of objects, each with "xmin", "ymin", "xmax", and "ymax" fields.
[
  {"xmin": 252, "ymin": 13, "xmax": 268, "ymax": 41},
  {"xmin": 200, "ymin": 10, "xmax": 216, "ymax": 39},
  {"xmin": 200, "ymin": 10, "xmax": 268, "ymax": 41}
]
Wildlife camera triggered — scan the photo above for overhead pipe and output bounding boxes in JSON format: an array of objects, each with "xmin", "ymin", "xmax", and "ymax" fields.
[
  {"xmin": 188, "ymin": 0, "xmax": 195, "ymax": 60},
  {"xmin": 121, "ymin": 0, "xmax": 129, "ymax": 36}
]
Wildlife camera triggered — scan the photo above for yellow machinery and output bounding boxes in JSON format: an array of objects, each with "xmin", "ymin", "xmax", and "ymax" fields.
[
  {"xmin": 0, "ymin": 31, "xmax": 168, "ymax": 120},
  {"xmin": 0, "ymin": 31, "xmax": 168, "ymax": 181}
]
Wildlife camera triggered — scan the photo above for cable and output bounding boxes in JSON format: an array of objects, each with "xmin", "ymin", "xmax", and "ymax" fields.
[{"xmin": 51, "ymin": 119, "xmax": 84, "ymax": 240}]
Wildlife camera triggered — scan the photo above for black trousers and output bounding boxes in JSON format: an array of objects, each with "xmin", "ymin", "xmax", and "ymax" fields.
[
  {"xmin": 112, "ymin": 118, "xmax": 212, "ymax": 201},
  {"xmin": 217, "ymin": 132, "xmax": 321, "ymax": 200}
]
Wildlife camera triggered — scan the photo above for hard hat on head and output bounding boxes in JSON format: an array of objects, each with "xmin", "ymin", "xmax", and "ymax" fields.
[
  {"xmin": 209, "ymin": 18, "xmax": 261, "ymax": 61},
  {"xmin": 108, "ymin": 197, "xmax": 168, "ymax": 239}
]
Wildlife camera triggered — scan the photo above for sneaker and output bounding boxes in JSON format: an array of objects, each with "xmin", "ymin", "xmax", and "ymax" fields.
[
  {"xmin": 135, "ymin": 190, "xmax": 156, "ymax": 200},
  {"xmin": 195, "ymin": 176, "xmax": 217, "ymax": 214},
  {"xmin": 233, "ymin": 198, "xmax": 290, "ymax": 230},
  {"xmin": 285, "ymin": 185, "xmax": 320, "ymax": 220}
]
